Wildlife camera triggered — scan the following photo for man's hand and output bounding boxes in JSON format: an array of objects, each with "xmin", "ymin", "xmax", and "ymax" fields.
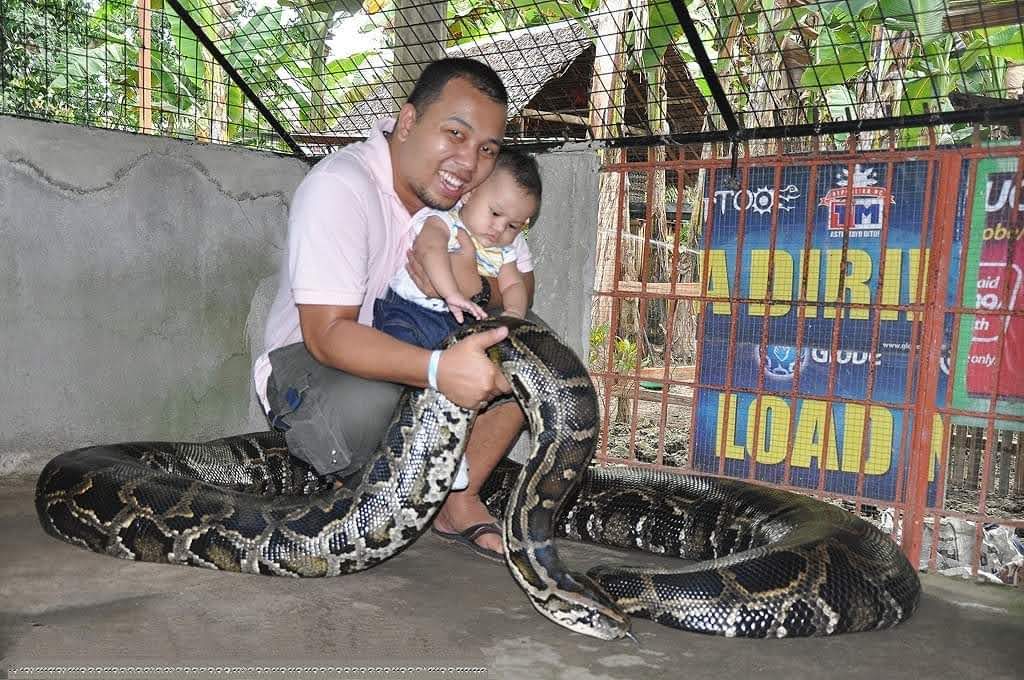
[{"xmin": 437, "ymin": 326, "xmax": 512, "ymax": 408}]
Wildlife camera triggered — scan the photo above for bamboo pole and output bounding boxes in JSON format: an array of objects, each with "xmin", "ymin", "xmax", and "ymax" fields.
[{"xmin": 137, "ymin": 0, "xmax": 153, "ymax": 134}]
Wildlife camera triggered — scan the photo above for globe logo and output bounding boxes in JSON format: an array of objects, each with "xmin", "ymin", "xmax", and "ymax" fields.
[{"xmin": 763, "ymin": 344, "xmax": 807, "ymax": 379}]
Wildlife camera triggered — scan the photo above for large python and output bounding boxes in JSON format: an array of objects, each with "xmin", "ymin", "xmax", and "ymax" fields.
[{"xmin": 35, "ymin": 318, "xmax": 920, "ymax": 639}]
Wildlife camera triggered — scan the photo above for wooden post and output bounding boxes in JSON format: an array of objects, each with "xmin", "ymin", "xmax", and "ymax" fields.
[
  {"xmin": 1011, "ymin": 432, "xmax": 1019, "ymax": 497},
  {"xmin": 969, "ymin": 426, "xmax": 983, "ymax": 489},
  {"xmin": 997, "ymin": 429, "xmax": 1011, "ymax": 496},
  {"xmin": 949, "ymin": 425, "xmax": 964, "ymax": 488},
  {"xmin": 137, "ymin": 0, "xmax": 153, "ymax": 133},
  {"xmin": 388, "ymin": 0, "xmax": 446, "ymax": 112}
]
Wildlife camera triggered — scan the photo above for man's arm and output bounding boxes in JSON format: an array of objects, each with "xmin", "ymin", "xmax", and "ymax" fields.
[{"xmin": 298, "ymin": 304, "xmax": 510, "ymax": 408}]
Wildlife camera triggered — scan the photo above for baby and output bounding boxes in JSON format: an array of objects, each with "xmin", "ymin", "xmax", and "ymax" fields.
[{"xmin": 373, "ymin": 148, "xmax": 542, "ymax": 350}]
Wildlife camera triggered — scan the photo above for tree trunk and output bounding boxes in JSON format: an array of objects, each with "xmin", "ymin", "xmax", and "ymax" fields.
[
  {"xmin": 645, "ymin": 58, "xmax": 669, "ymax": 351},
  {"xmin": 207, "ymin": 1, "xmax": 237, "ymax": 142},
  {"xmin": 310, "ymin": 16, "xmax": 330, "ymax": 131},
  {"xmin": 588, "ymin": 0, "xmax": 632, "ymax": 422},
  {"xmin": 590, "ymin": 0, "xmax": 630, "ymax": 335},
  {"xmin": 388, "ymin": 0, "xmax": 447, "ymax": 112}
]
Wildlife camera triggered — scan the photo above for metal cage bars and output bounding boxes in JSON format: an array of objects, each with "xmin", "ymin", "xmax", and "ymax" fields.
[{"xmin": 591, "ymin": 135, "xmax": 1024, "ymax": 582}]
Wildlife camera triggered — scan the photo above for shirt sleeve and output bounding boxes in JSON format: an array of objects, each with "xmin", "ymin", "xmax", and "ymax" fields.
[
  {"xmin": 511, "ymin": 232, "xmax": 534, "ymax": 273},
  {"xmin": 288, "ymin": 168, "xmax": 371, "ymax": 307},
  {"xmin": 411, "ymin": 207, "xmax": 462, "ymax": 252}
]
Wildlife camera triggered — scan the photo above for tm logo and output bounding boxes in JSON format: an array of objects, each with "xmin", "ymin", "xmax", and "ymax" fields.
[{"xmin": 819, "ymin": 165, "xmax": 893, "ymax": 236}]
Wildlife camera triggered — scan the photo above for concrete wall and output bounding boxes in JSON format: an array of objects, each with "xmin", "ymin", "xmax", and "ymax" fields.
[
  {"xmin": 1, "ymin": 115, "xmax": 599, "ymax": 476},
  {"xmin": 529, "ymin": 151, "xmax": 600, "ymax": 358},
  {"xmin": 0, "ymin": 117, "xmax": 308, "ymax": 474}
]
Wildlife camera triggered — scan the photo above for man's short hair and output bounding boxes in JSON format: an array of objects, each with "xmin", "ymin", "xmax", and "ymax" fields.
[
  {"xmin": 407, "ymin": 58, "xmax": 508, "ymax": 114},
  {"xmin": 495, "ymin": 148, "xmax": 542, "ymax": 203}
]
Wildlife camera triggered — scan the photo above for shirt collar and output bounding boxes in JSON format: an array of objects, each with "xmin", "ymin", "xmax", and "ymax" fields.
[{"xmin": 363, "ymin": 117, "xmax": 403, "ymax": 206}]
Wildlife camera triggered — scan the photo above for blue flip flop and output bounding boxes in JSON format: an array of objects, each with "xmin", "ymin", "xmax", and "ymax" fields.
[{"xmin": 431, "ymin": 522, "xmax": 504, "ymax": 563}]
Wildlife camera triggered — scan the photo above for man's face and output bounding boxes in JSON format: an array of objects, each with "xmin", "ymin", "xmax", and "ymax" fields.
[{"xmin": 392, "ymin": 77, "xmax": 507, "ymax": 213}]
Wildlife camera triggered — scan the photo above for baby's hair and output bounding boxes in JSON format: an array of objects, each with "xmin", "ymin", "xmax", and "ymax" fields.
[{"xmin": 494, "ymin": 149, "xmax": 542, "ymax": 203}]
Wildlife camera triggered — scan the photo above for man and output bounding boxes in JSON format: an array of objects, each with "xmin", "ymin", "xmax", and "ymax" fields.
[{"xmin": 253, "ymin": 58, "xmax": 532, "ymax": 560}]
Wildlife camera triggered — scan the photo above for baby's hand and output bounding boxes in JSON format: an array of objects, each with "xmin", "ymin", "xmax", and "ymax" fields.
[{"xmin": 446, "ymin": 294, "xmax": 488, "ymax": 324}]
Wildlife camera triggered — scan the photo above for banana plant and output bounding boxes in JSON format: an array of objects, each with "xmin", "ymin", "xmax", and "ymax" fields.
[
  {"xmin": 446, "ymin": 0, "xmax": 590, "ymax": 43},
  {"xmin": 278, "ymin": 0, "xmax": 363, "ymax": 130},
  {"xmin": 796, "ymin": 0, "xmax": 1021, "ymax": 144}
]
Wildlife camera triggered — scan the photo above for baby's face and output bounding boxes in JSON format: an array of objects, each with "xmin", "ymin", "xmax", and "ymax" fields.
[{"xmin": 459, "ymin": 170, "xmax": 538, "ymax": 248}]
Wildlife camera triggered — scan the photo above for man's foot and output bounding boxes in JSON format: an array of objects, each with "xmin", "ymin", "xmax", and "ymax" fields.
[
  {"xmin": 430, "ymin": 522, "xmax": 503, "ymax": 563},
  {"xmin": 433, "ymin": 490, "xmax": 504, "ymax": 559}
]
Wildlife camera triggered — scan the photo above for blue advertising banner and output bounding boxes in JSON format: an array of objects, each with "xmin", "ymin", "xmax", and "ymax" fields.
[{"xmin": 693, "ymin": 160, "xmax": 966, "ymax": 503}]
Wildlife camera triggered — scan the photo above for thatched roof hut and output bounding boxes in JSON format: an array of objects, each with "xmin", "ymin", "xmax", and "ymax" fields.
[{"xmin": 300, "ymin": 19, "xmax": 706, "ymax": 150}]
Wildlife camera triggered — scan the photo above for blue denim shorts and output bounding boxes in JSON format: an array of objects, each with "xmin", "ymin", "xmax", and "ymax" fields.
[{"xmin": 372, "ymin": 288, "xmax": 463, "ymax": 349}]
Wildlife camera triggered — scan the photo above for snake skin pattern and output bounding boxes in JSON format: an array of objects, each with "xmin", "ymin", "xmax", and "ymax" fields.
[{"xmin": 35, "ymin": 319, "xmax": 919, "ymax": 639}]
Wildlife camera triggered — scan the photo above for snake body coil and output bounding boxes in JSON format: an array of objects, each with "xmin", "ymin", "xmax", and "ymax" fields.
[{"xmin": 35, "ymin": 319, "xmax": 919, "ymax": 638}]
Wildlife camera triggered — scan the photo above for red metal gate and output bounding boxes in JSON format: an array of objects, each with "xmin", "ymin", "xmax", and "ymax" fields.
[{"xmin": 590, "ymin": 134, "xmax": 1023, "ymax": 585}]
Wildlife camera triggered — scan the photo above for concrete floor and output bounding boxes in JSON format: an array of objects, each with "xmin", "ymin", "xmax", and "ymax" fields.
[{"xmin": 2, "ymin": 475, "xmax": 1022, "ymax": 680}]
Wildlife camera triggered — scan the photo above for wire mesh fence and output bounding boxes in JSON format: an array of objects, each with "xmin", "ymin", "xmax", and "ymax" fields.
[
  {"xmin": 3, "ymin": 0, "xmax": 1023, "ymax": 583},
  {"xmin": 2, "ymin": 1, "xmax": 1023, "ymax": 156}
]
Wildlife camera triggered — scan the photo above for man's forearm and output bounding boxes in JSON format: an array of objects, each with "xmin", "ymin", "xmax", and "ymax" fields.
[{"xmin": 312, "ymin": 318, "xmax": 430, "ymax": 387}]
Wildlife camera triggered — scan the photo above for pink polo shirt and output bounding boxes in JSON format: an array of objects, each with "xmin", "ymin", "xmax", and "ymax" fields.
[
  {"xmin": 253, "ymin": 118, "xmax": 535, "ymax": 413},
  {"xmin": 253, "ymin": 119, "xmax": 414, "ymax": 411}
]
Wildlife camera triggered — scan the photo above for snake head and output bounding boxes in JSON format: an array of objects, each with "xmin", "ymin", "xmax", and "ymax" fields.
[{"xmin": 534, "ymin": 571, "xmax": 633, "ymax": 641}]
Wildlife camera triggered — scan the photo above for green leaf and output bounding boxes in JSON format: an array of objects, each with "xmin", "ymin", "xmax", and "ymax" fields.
[
  {"xmin": 228, "ymin": 8, "xmax": 286, "ymax": 65},
  {"xmin": 279, "ymin": 0, "xmax": 364, "ymax": 17},
  {"xmin": 818, "ymin": 0, "xmax": 878, "ymax": 21},
  {"xmin": 801, "ymin": 63, "xmax": 848, "ymax": 90},
  {"xmin": 824, "ymin": 85, "xmax": 857, "ymax": 120},
  {"xmin": 164, "ymin": 14, "xmax": 207, "ymax": 95},
  {"xmin": 151, "ymin": 51, "xmax": 197, "ymax": 114},
  {"xmin": 903, "ymin": 74, "xmax": 950, "ymax": 115},
  {"xmin": 800, "ymin": 25, "xmax": 872, "ymax": 91},
  {"xmin": 640, "ymin": 1, "xmax": 682, "ymax": 71},
  {"xmin": 879, "ymin": 0, "xmax": 946, "ymax": 45},
  {"xmin": 173, "ymin": 0, "xmax": 217, "ymax": 30},
  {"xmin": 984, "ymin": 25, "xmax": 1024, "ymax": 63},
  {"xmin": 227, "ymin": 83, "xmax": 244, "ymax": 125}
]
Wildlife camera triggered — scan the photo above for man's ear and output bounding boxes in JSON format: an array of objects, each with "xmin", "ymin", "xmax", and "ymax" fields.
[{"xmin": 395, "ymin": 103, "xmax": 418, "ymax": 142}]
